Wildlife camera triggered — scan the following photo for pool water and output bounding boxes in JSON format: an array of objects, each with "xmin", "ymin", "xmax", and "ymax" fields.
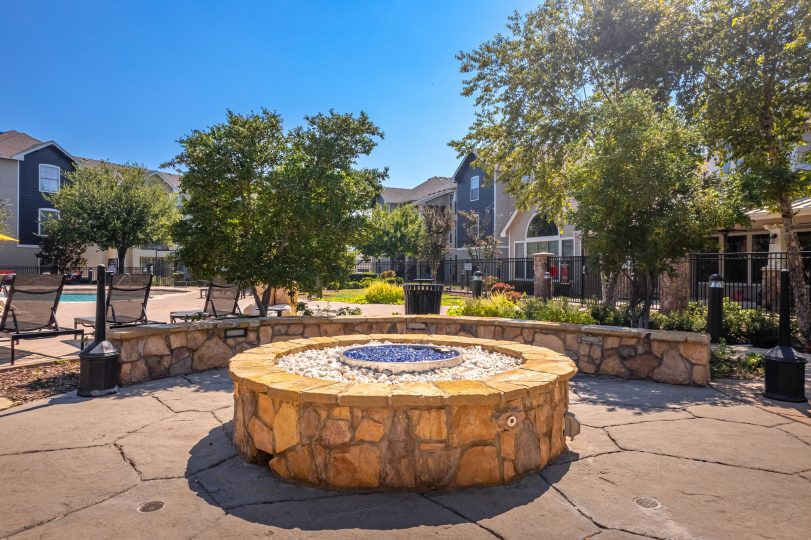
[{"xmin": 60, "ymin": 293, "xmax": 98, "ymax": 302}]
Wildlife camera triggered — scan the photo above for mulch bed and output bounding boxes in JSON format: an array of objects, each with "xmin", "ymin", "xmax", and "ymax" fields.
[{"xmin": 0, "ymin": 361, "xmax": 80, "ymax": 406}]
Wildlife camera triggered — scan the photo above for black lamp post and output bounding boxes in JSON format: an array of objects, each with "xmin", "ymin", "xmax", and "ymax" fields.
[
  {"xmin": 707, "ymin": 274, "xmax": 724, "ymax": 344},
  {"xmin": 471, "ymin": 270, "xmax": 484, "ymax": 298},
  {"xmin": 78, "ymin": 264, "xmax": 121, "ymax": 397},
  {"xmin": 763, "ymin": 269, "xmax": 807, "ymax": 402}
]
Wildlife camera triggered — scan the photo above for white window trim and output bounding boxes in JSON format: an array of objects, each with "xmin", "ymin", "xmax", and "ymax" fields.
[
  {"xmin": 39, "ymin": 164, "xmax": 61, "ymax": 194},
  {"xmin": 470, "ymin": 175, "xmax": 480, "ymax": 202},
  {"xmin": 38, "ymin": 208, "xmax": 60, "ymax": 236}
]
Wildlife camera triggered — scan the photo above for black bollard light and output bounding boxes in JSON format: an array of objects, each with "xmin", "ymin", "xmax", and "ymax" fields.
[
  {"xmin": 471, "ymin": 270, "xmax": 484, "ymax": 298},
  {"xmin": 78, "ymin": 264, "xmax": 120, "ymax": 397},
  {"xmin": 763, "ymin": 269, "xmax": 807, "ymax": 402},
  {"xmin": 544, "ymin": 271, "xmax": 552, "ymax": 301},
  {"xmin": 707, "ymin": 274, "xmax": 724, "ymax": 343}
]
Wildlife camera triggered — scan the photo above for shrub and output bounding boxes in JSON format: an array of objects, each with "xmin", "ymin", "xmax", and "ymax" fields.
[
  {"xmin": 379, "ymin": 269, "xmax": 396, "ymax": 279},
  {"xmin": 449, "ymin": 293, "xmax": 521, "ymax": 318},
  {"xmin": 589, "ymin": 305, "xmax": 630, "ymax": 327},
  {"xmin": 362, "ymin": 280, "xmax": 404, "ymax": 304},
  {"xmin": 483, "ymin": 275, "xmax": 499, "ymax": 291},
  {"xmin": 383, "ymin": 276, "xmax": 404, "ymax": 285},
  {"xmin": 520, "ymin": 297, "xmax": 596, "ymax": 324},
  {"xmin": 359, "ymin": 277, "xmax": 377, "ymax": 287},
  {"xmin": 649, "ymin": 302, "xmax": 707, "ymax": 332},
  {"xmin": 490, "ymin": 282, "xmax": 522, "ymax": 302},
  {"xmin": 349, "ymin": 272, "xmax": 376, "ymax": 281}
]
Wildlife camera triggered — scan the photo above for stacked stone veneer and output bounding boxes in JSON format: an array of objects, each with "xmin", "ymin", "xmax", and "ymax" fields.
[
  {"xmin": 230, "ymin": 334, "xmax": 575, "ymax": 490},
  {"xmin": 108, "ymin": 315, "xmax": 710, "ymax": 387}
]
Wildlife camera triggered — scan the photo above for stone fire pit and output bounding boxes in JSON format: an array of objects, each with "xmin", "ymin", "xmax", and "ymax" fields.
[{"xmin": 229, "ymin": 333, "xmax": 577, "ymax": 490}]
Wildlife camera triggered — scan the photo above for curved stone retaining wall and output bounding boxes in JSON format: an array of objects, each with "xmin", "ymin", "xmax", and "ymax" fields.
[
  {"xmin": 230, "ymin": 334, "xmax": 576, "ymax": 490},
  {"xmin": 108, "ymin": 315, "xmax": 710, "ymax": 387}
]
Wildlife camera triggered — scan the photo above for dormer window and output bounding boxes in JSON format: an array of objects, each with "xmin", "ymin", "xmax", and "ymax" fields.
[
  {"xmin": 39, "ymin": 165, "xmax": 61, "ymax": 193},
  {"xmin": 470, "ymin": 175, "xmax": 480, "ymax": 201}
]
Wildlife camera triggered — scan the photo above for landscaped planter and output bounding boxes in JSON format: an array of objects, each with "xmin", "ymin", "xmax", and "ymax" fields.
[{"xmin": 108, "ymin": 315, "xmax": 710, "ymax": 387}]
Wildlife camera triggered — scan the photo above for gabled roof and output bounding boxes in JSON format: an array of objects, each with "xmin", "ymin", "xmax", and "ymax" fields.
[
  {"xmin": 75, "ymin": 157, "xmax": 182, "ymax": 192},
  {"xmin": 0, "ymin": 130, "xmax": 43, "ymax": 158},
  {"xmin": 451, "ymin": 151, "xmax": 478, "ymax": 182},
  {"xmin": 381, "ymin": 176, "xmax": 453, "ymax": 205}
]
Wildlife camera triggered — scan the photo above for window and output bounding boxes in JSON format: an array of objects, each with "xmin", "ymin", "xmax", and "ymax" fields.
[
  {"xmin": 562, "ymin": 239, "xmax": 575, "ymax": 257},
  {"xmin": 39, "ymin": 165, "xmax": 61, "ymax": 193},
  {"xmin": 470, "ymin": 176, "xmax": 480, "ymax": 201},
  {"xmin": 527, "ymin": 214, "xmax": 558, "ymax": 238},
  {"xmin": 38, "ymin": 208, "xmax": 59, "ymax": 236}
]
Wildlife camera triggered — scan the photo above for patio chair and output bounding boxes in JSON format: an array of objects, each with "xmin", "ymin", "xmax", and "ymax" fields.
[
  {"xmin": 74, "ymin": 274, "xmax": 157, "ymax": 344},
  {"xmin": 169, "ymin": 278, "xmax": 242, "ymax": 323},
  {"xmin": 0, "ymin": 274, "xmax": 84, "ymax": 365}
]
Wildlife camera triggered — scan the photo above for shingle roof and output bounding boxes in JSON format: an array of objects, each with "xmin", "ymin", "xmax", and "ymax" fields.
[
  {"xmin": 1, "ymin": 130, "xmax": 181, "ymax": 192},
  {"xmin": 381, "ymin": 176, "xmax": 453, "ymax": 205},
  {"xmin": 0, "ymin": 130, "xmax": 43, "ymax": 158}
]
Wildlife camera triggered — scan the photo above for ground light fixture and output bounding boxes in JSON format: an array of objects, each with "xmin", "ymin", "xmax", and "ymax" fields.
[
  {"xmin": 763, "ymin": 269, "xmax": 807, "ymax": 402},
  {"xmin": 78, "ymin": 264, "xmax": 121, "ymax": 397}
]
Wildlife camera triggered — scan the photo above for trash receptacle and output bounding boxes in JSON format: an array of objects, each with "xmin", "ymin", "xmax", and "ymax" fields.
[{"xmin": 403, "ymin": 283, "xmax": 443, "ymax": 315}]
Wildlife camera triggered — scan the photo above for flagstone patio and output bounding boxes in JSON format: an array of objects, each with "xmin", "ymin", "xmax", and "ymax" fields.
[{"xmin": 0, "ymin": 370, "xmax": 808, "ymax": 539}]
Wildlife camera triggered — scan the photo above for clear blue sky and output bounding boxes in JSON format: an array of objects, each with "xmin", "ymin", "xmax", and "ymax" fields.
[{"xmin": 0, "ymin": 1, "xmax": 532, "ymax": 188}]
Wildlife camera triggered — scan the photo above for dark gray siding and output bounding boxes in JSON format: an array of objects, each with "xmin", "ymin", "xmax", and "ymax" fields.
[
  {"xmin": 18, "ymin": 146, "xmax": 74, "ymax": 245},
  {"xmin": 454, "ymin": 154, "xmax": 495, "ymax": 249}
]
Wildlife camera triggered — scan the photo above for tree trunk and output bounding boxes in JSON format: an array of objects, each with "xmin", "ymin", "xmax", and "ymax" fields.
[
  {"xmin": 250, "ymin": 285, "xmax": 271, "ymax": 317},
  {"xmin": 116, "ymin": 246, "xmax": 127, "ymax": 274},
  {"xmin": 659, "ymin": 258, "xmax": 690, "ymax": 315},
  {"xmin": 638, "ymin": 270, "xmax": 655, "ymax": 329},
  {"xmin": 601, "ymin": 270, "xmax": 619, "ymax": 309},
  {"xmin": 778, "ymin": 194, "xmax": 810, "ymax": 343}
]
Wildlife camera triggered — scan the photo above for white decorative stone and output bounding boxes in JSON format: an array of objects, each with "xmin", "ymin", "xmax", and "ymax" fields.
[{"xmin": 275, "ymin": 341, "xmax": 521, "ymax": 384}]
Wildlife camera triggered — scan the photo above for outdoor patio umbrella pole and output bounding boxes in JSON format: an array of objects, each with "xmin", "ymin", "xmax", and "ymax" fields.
[{"xmin": 78, "ymin": 264, "xmax": 121, "ymax": 397}]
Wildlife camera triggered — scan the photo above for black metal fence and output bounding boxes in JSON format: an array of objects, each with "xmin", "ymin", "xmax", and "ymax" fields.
[
  {"xmin": 0, "ymin": 262, "xmax": 178, "ymax": 286},
  {"xmin": 688, "ymin": 252, "xmax": 811, "ymax": 312}
]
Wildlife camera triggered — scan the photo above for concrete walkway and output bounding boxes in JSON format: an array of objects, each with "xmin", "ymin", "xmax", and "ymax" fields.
[{"xmin": 0, "ymin": 372, "xmax": 809, "ymax": 539}]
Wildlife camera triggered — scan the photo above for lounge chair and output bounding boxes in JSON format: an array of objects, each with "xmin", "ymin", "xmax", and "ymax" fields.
[
  {"xmin": 74, "ymin": 274, "xmax": 157, "ymax": 343},
  {"xmin": 0, "ymin": 274, "xmax": 84, "ymax": 365},
  {"xmin": 170, "ymin": 278, "xmax": 242, "ymax": 323}
]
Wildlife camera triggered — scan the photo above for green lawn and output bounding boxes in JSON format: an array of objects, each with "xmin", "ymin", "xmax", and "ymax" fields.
[{"xmin": 316, "ymin": 289, "xmax": 466, "ymax": 306}]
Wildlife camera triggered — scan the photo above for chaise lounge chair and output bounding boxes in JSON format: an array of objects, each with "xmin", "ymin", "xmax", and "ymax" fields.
[
  {"xmin": 0, "ymin": 274, "xmax": 84, "ymax": 365},
  {"xmin": 74, "ymin": 274, "xmax": 157, "ymax": 344},
  {"xmin": 169, "ymin": 278, "xmax": 243, "ymax": 323}
]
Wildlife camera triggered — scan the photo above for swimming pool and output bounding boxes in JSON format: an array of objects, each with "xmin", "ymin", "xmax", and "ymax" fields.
[{"xmin": 61, "ymin": 293, "xmax": 98, "ymax": 302}]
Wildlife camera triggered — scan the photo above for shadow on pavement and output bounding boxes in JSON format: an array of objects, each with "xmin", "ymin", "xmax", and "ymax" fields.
[{"xmin": 185, "ymin": 425, "xmax": 557, "ymax": 532}]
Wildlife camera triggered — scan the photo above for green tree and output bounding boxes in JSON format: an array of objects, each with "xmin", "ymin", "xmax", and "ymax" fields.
[
  {"xmin": 420, "ymin": 205, "xmax": 455, "ymax": 280},
  {"xmin": 691, "ymin": 0, "xmax": 811, "ymax": 338},
  {"xmin": 167, "ymin": 109, "xmax": 385, "ymax": 315},
  {"xmin": 451, "ymin": 0, "xmax": 701, "ymax": 217},
  {"xmin": 356, "ymin": 204, "xmax": 425, "ymax": 260},
  {"xmin": 49, "ymin": 163, "xmax": 178, "ymax": 273},
  {"xmin": 568, "ymin": 92, "xmax": 739, "ymax": 327},
  {"xmin": 36, "ymin": 218, "xmax": 87, "ymax": 273}
]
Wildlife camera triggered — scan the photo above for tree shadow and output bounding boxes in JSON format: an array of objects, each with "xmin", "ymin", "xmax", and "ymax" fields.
[{"xmin": 185, "ymin": 425, "xmax": 559, "ymax": 532}]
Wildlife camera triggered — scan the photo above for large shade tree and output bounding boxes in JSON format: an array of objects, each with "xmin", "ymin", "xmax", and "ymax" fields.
[
  {"xmin": 568, "ymin": 92, "xmax": 740, "ymax": 327},
  {"xmin": 451, "ymin": 0, "xmax": 702, "ymax": 217},
  {"xmin": 691, "ymin": 0, "xmax": 811, "ymax": 338},
  {"xmin": 356, "ymin": 203, "xmax": 425, "ymax": 261},
  {"xmin": 49, "ymin": 163, "xmax": 178, "ymax": 273},
  {"xmin": 167, "ymin": 109, "xmax": 386, "ymax": 315}
]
